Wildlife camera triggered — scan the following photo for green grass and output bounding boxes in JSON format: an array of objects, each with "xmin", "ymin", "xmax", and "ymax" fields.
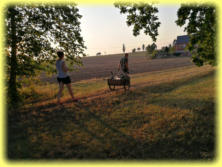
[{"xmin": 8, "ymin": 65, "xmax": 215, "ymax": 160}]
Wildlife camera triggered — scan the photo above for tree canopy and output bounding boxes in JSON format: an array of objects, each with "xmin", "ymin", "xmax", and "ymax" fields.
[
  {"xmin": 6, "ymin": 4, "xmax": 86, "ymax": 107},
  {"xmin": 146, "ymin": 43, "xmax": 157, "ymax": 53},
  {"xmin": 176, "ymin": 4, "xmax": 216, "ymax": 66},
  {"xmin": 114, "ymin": 2, "xmax": 160, "ymax": 42}
]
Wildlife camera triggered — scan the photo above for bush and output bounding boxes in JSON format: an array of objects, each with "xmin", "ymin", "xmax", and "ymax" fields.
[
  {"xmin": 173, "ymin": 52, "xmax": 181, "ymax": 57},
  {"xmin": 151, "ymin": 50, "xmax": 157, "ymax": 59}
]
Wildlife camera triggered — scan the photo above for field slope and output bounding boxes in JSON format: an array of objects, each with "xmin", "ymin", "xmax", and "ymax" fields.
[
  {"xmin": 41, "ymin": 54, "xmax": 193, "ymax": 83},
  {"xmin": 8, "ymin": 65, "xmax": 215, "ymax": 160}
]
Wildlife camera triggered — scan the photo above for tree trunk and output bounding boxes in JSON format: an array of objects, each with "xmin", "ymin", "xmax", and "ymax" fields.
[{"xmin": 8, "ymin": 7, "xmax": 18, "ymax": 107}]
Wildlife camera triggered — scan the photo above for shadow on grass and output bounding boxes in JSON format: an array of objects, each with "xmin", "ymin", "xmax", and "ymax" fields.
[
  {"xmin": 24, "ymin": 70, "xmax": 214, "ymax": 112},
  {"xmin": 74, "ymin": 102, "xmax": 146, "ymax": 159},
  {"xmin": 132, "ymin": 70, "xmax": 214, "ymax": 95},
  {"xmin": 111, "ymin": 70, "xmax": 215, "ymax": 159},
  {"xmin": 7, "ymin": 70, "xmax": 215, "ymax": 160}
]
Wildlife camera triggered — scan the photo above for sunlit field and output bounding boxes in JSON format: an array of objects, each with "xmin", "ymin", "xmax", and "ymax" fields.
[{"xmin": 8, "ymin": 65, "xmax": 215, "ymax": 160}]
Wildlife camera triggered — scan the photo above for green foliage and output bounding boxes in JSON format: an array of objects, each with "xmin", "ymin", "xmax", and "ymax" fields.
[
  {"xmin": 6, "ymin": 4, "xmax": 86, "ymax": 107},
  {"xmin": 169, "ymin": 44, "xmax": 175, "ymax": 54},
  {"xmin": 173, "ymin": 52, "xmax": 181, "ymax": 57},
  {"xmin": 163, "ymin": 46, "xmax": 169, "ymax": 53},
  {"xmin": 114, "ymin": 2, "xmax": 160, "ymax": 42},
  {"xmin": 6, "ymin": 4, "xmax": 86, "ymax": 74},
  {"xmin": 176, "ymin": 4, "xmax": 216, "ymax": 66},
  {"xmin": 151, "ymin": 50, "xmax": 157, "ymax": 59},
  {"xmin": 115, "ymin": 3, "xmax": 216, "ymax": 66},
  {"xmin": 146, "ymin": 43, "xmax": 157, "ymax": 54}
]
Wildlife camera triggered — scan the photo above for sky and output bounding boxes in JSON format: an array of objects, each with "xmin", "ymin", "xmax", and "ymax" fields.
[{"xmin": 78, "ymin": 5, "xmax": 187, "ymax": 56}]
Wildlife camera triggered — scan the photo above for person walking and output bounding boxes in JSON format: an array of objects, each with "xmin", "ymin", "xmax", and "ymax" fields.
[{"xmin": 56, "ymin": 51, "xmax": 78, "ymax": 105}]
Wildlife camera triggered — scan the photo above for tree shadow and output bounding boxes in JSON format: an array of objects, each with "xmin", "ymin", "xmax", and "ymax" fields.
[
  {"xmin": 58, "ymin": 102, "xmax": 146, "ymax": 159},
  {"xmin": 141, "ymin": 97, "xmax": 215, "ymax": 160},
  {"xmin": 118, "ymin": 70, "xmax": 215, "ymax": 103},
  {"xmin": 8, "ymin": 69, "xmax": 215, "ymax": 160}
]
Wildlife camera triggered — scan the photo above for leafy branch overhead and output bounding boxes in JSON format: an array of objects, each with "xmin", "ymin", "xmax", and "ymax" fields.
[
  {"xmin": 6, "ymin": 5, "xmax": 86, "ymax": 74},
  {"xmin": 176, "ymin": 4, "xmax": 216, "ymax": 66},
  {"xmin": 114, "ymin": 2, "xmax": 160, "ymax": 42},
  {"xmin": 115, "ymin": 3, "xmax": 216, "ymax": 66}
]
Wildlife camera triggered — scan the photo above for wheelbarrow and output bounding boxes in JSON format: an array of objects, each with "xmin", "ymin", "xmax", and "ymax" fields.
[{"xmin": 107, "ymin": 72, "xmax": 130, "ymax": 91}]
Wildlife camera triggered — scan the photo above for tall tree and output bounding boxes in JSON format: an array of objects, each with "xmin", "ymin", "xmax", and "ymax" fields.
[
  {"xmin": 164, "ymin": 46, "xmax": 169, "ymax": 53},
  {"xmin": 146, "ymin": 43, "xmax": 157, "ymax": 53},
  {"xmin": 142, "ymin": 44, "xmax": 145, "ymax": 51},
  {"xmin": 6, "ymin": 5, "xmax": 86, "ymax": 107},
  {"xmin": 122, "ymin": 43, "xmax": 126, "ymax": 53},
  {"xmin": 176, "ymin": 4, "xmax": 216, "ymax": 66},
  {"xmin": 151, "ymin": 43, "xmax": 157, "ymax": 50},
  {"xmin": 132, "ymin": 48, "xmax": 136, "ymax": 53},
  {"xmin": 114, "ymin": 2, "xmax": 160, "ymax": 42}
]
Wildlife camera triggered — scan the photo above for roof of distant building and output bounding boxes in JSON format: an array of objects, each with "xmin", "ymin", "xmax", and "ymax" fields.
[{"xmin": 175, "ymin": 35, "xmax": 189, "ymax": 44}]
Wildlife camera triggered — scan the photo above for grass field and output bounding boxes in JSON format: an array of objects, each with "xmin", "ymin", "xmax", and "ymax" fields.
[{"xmin": 8, "ymin": 64, "xmax": 215, "ymax": 160}]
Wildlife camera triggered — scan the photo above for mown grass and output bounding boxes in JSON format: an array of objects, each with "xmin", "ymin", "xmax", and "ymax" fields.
[
  {"xmin": 21, "ymin": 65, "xmax": 213, "ymax": 106},
  {"xmin": 8, "ymin": 65, "xmax": 215, "ymax": 160}
]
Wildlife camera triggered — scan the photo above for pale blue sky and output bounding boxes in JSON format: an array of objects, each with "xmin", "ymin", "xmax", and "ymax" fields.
[{"xmin": 78, "ymin": 5, "xmax": 186, "ymax": 56}]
